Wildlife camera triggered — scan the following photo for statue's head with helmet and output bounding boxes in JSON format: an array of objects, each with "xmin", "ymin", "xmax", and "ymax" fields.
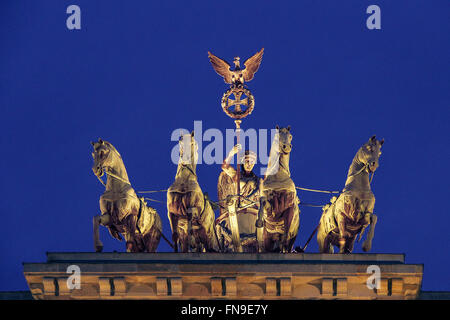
[{"xmin": 240, "ymin": 150, "xmax": 257, "ymax": 174}]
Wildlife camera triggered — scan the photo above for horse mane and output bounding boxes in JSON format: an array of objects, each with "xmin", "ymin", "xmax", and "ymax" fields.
[
  {"xmin": 175, "ymin": 135, "xmax": 198, "ymax": 178},
  {"xmin": 264, "ymin": 130, "xmax": 280, "ymax": 178},
  {"xmin": 103, "ymin": 141, "xmax": 122, "ymax": 158}
]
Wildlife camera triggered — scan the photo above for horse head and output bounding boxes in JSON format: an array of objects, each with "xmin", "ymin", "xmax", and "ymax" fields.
[
  {"xmin": 91, "ymin": 139, "xmax": 121, "ymax": 178},
  {"xmin": 265, "ymin": 125, "xmax": 293, "ymax": 178},
  {"xmin": 356, "ymin": 135, "xmax": 384, "ymax": 173},
  {"xmin": 276, "ymin": 125, "xmax": 292, "ymax": 155},
  {"xmin": 178, "ymin": 131, "xmax": 198, "ymax": 165}
]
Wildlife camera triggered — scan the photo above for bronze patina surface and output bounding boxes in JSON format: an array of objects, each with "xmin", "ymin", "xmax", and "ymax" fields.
[
  {"xmin": 259, "ymin": 126, "xmax": 300, "ymax": 253},
  {"xmin": 216, "ymin": 145, "xmax": 261, "ymax": 252},
  {"xmin": 91, "ymin": 139, "xmax": 162, "ymax": 252},
  {"xmin": 317, "ymin": 136, "xmax": 384, "ymax": 253},
  {"xmin": 167, "ymin": 132, "xmax": 220, "ymax": 253}
]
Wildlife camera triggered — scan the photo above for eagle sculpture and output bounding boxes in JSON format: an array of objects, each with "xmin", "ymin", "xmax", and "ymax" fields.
[{"xmin": 208, "ymin": 48, "xmax": 264, "ymax": 86}]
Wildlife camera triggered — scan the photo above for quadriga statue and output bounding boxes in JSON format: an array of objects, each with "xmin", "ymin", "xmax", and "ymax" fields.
[
  {"xmin": 91, "ymin": 139, "xmax": 162, "ymax": 252},
  {"xmin": 317, "ymin": 135, "xmax": 384, "ymax": 254}
]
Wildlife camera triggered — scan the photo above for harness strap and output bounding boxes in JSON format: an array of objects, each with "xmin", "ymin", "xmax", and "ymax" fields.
[
  {"xmin": 137, "ymin": 189, "xmax": 168, "ymax": 194},
  {"xmin": 179, "ymin": 164, "xmax": 197, "ymax": 177},
  {"xmin": 348, "ymin": 163, "xmax": 369, "ymax": 179},
  {"xmin": 278, "ymin": 158, "xmax": 291, "ymax": 177},
  {"xmin": 295, "ymin": 186, "xmax": 340, "ymax": 194},
  {"xmin": 96, "ymin": 175, "xmax": 106, "ymax": 187},
  {"xmin": 104, "ymin": 168, "xmax": 131, "ymax": 185}
]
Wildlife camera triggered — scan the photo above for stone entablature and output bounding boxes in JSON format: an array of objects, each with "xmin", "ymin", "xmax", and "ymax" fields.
[{"xmin": 23, "ymin": 252, "xmax": 423, "ymax": 300}]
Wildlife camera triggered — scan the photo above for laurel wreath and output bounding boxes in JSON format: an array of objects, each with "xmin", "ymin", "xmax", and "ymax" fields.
[{"xmin": 221, "ymin": 86, "xmax": 255, "ymax": 120}]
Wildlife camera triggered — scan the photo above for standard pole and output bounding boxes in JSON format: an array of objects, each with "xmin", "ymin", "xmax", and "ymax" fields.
[
  {"xmin": 231, "ymin": 119, "xmax": 243, "ymax": 253},
  {"xmin": 235, "ymin": 120, "xmax": 241, "ymax": 208}
]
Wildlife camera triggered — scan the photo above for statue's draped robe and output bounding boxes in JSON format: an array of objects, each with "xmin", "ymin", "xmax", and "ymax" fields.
[{"xmin": 216, "ymin": 163, "xmax": 260, "ymax": 252}]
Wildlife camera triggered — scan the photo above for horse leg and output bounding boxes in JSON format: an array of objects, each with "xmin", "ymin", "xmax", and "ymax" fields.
[
  {"xmin": 151, "ymin": 229, "xmax": 162, "ymax": 252},
  {"xmin": 263, "ymin": 229, "xmax": 273, "ymax": 252},
  {"xmin": 144, "ymin": 226, "xmax": 161, "ymax": 253},
  {"xmin": 93, "ymin": 214, "xmax": 110, "ymax": 252},
  {"xmin": 174, "ymin": 217, "xmax": 189, "ymax": 253},
  {"xmin": 201, "ymin": 221, "xmax": 217, "ymax": 253},
  {"xmin": 93, "ymin": 215, "xmax": 102, "ymax": 252},
  {"xmin": 187, "ymin": 208, "xmax": 197, "ymax": 252},
  {"xmin": 123, "ymin": 214, "xmax": 143, "ymax": 252},
  {"xmin": 277, "ymin": 234, "xmax": 284, "ymax": 253},
  {"xmin": 179, "ymin": 228, "xmax": 189, "ymax": 253},
  {"xmin": 279, "ymin": 233, "xmax": 287, "ymax": 253},
  {"xmin": 125, "ymin": 234, "xmax": 136, "ymax": 252},
  {"xmin": 282, "ymin": 206, "xmax": 295, "ymax": 253},
  {"xmin": 187, "ymin": 219, "xmax": 192, "ymax": 252},
  {"xmin": 125, "ymin": 240, "xmax": 134, "ymax": 252},
  {"xmin": 336, "ymin": 213, "xmax": 347, "ymax": 254},
  {"xmin": 317, "ymin": 231, "xmax": 333, "ymax": 254},
  {"xmin": 317, "ymin": 220, "xmax": 332, "ymax": 254},
  {"xmin": 197, "ymin": 227, "xmax": 207, "ymax": 252},
  {"xmin": 317, "ymin": 224, "xmax": 326, "ymax": 253},
  {"xmin": 193, "ymin": 227, "xmax": 202, "ymax": 253},
  {"xmin": 362, "ymin": 214, "xmax": 378, "ymax": 252},
  {"xmin": 124, "ymin": 232, "xmax": 139, "ymax": 252},
  {"xmin": 173, "ymin": 234, "xmax": 179, "ymax": 252},
  {"xmin": 326, "ymin": 235, "xmax": 335, "ymax": 254},
  {"xmin": 206, "ymin": 205, "xmax": 220, "ymax": 252},
  {"xmin": 273, "ymin": 233, "xmax": 282, "ymax": 253},
  {"xmin": 286, "ymin": 235, "xmax": 297, "ymax": 253},
  {"xmin": 169, "ymin": 213, "xmax": 179, "ymax": 253},
  {"xmin": 344, "ymin": 235, "xmax": 356, "ymax": 254}
]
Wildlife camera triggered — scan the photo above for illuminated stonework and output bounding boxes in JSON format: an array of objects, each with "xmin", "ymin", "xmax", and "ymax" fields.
[{"xmin": 23, "ymin": 252, "xmax": 423, "ymax": 300}]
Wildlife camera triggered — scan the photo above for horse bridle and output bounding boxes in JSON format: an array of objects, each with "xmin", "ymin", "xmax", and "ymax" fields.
[
  {"xmin": 277, "ymin": 146, "xmax": 291, "ymax": 176},
  {"xmin": 179, "ymin": 163, "xmax": 197, "ymax": 177},
  {"xmin": 94, "ymin": 147, "xmax": 131, "ymax": 187},
  {"xmin": 348, "ymin": 162, "xmax": 375, "ymax": 184}
]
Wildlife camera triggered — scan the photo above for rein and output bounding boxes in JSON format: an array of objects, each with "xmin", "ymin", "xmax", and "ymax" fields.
[
  {"xmin": 347, "ymin": 162, "xmax": 375, "ymax": 183},
  {"xmin": 294, "ymin": 162, "xmax": 375, "ymax": 197},
  {"xmin": 295, "ymin": 186, "xmax": 340, "ymax": 194},
  {"xmin": 105, "ymin": 168, "xmax": 131, "ymax": 185},
  {"xmin": 96, "ymin": 165, "xmax": 375, "ymax": 210},
  {"xmin": 278, "ymin": 155, "xmax": 291, "ymax": 176},
  {"xmin": 95, "ymin": 167, "xmax": 131, "ymax": 187},
  {"xmin": 96, "ymin": 175, "xmax": 106, "ymax": 187},
  {"xmin": 178, "ymin": 163, "xmax": 197, "ymax": 178}
]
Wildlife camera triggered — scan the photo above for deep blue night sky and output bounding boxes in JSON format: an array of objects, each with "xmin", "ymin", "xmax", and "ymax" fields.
[{"xmin": 1, "ymin": 1, "xmax": 449, "ymax": 291}]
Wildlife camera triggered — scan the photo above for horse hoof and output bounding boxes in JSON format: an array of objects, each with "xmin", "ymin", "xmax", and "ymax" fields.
[
  {"xmin": 126, "ymin": 241, "xmax": 134, "ymax": 252},
  {"xmin": 95, "ymin": 245, "xmax": 103, "ymax": 252},
  {"xmin": 294, "ymin": 246, "xmax": 304, "ymax": 253},
  {"xmin": 362, "ymin": 243, "xmax": 371, "ymax": 252}
]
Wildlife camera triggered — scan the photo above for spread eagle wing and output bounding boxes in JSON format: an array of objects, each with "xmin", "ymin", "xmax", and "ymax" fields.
[
  {"xmin": 243, "ymin": 48, "xmax": 264, "ymax": 82},
  {"xmin": 208, "ymin": 51, "xmax": 233, "ymax": 84}
]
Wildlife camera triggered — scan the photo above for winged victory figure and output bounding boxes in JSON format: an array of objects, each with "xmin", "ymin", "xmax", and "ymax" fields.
[{"xmin": 208, "ymin": 48, "xmax": 264, "ymax": 86}]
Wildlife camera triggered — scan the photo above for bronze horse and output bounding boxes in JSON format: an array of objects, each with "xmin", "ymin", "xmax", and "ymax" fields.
[
  {"xmin": 317, "ymin": 135, "xmax": 384, "ymax": 253},
  {"xmin": 91, "ymin": 139, "xmax": 162, "ymax": 252},
  {"xmin": 258, "ymin": 126, "xmax": 300, "ymax": 252},
  {"xmin": 167, "ymin": 132, "xmax": 220, "ymax": 252}
]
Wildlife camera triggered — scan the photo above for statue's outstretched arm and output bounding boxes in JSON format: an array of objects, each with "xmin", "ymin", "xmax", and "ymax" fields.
[{"xmin": 222, "ymin": 144, "xmax": 241, "ymax": 179}]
